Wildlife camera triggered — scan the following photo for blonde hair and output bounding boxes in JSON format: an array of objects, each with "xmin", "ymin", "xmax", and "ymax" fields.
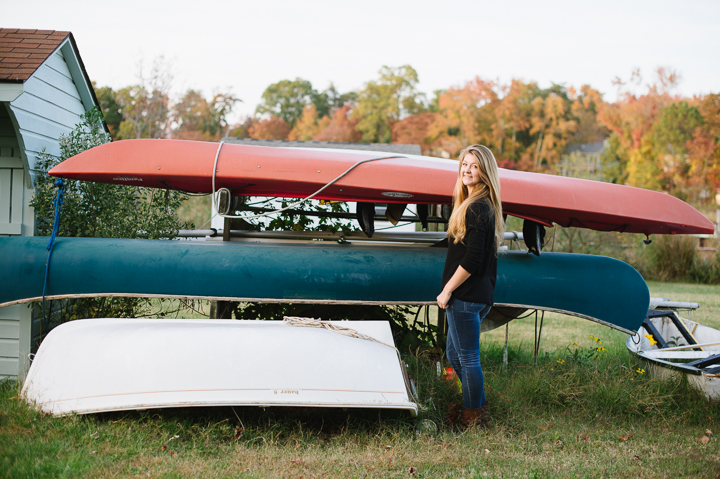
[{"xmin": 446, "ymin": 145, "xmax": 504, "ymax": 247}]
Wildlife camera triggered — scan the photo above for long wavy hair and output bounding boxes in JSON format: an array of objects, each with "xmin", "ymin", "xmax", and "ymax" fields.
[{"xmin": 446, "ymin": 145, "xmax": 504, "ymax": 247}]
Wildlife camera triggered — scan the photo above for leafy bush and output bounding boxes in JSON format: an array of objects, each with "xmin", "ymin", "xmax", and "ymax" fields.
[
  {"xmin": 30, "ymin": 109, "xmax": 192, "ymax": 335},
  {"xmin": 648, "ymin": 235, "xmax": 697, "ymax": 281}
]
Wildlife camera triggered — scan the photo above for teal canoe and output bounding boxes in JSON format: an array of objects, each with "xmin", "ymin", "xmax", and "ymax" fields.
[{"xmin": 0, "ymin": 237, "xmax": 649, "ymax": 333}]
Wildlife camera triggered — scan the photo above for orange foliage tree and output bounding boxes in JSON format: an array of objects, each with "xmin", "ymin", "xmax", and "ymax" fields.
[
  {"xmin": 391, "ymin": 112, "xmax": 440, "ymax": 154},
  {"xmin": 597, "ymin": 67, "xmax": 720, "ymax": 202},
  {"xmin": 288, "ymin": 105, "xmax": 322, "ymax": 141},
  {"xmin": 248, "ymin": 116, "xmax": 291, "ymax": 140},
  {"xmin": 312, "ymin": 106, "xmax": 360, "ymax": 143}
]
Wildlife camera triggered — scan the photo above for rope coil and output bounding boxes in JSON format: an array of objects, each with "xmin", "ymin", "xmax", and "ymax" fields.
[{"xmin": 283, "ymin": 316, "xmax": 415, "ymax": 401}]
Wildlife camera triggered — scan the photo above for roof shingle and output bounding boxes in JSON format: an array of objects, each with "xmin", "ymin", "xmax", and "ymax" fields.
[{"xmin": 0, "ymin": 28, "xmax": 69, "ymax": 82}]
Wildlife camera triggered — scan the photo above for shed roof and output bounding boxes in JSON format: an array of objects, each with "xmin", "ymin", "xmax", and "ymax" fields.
[
  {"xmin": 0, "ymin": 29, "xmax": 70, "ymax": 82},
  {"xmin": 566, "ymin": 141, "xmax": 606, "ymax": 155},
  {"xmin": 224, "ymin": 138, "xmax": 422, "ymax": 155}
]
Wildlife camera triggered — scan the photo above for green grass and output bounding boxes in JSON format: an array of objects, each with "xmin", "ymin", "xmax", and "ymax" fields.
[{"xmin": 2, "ymin": 282, "xmax": 720, "ymax": 478}]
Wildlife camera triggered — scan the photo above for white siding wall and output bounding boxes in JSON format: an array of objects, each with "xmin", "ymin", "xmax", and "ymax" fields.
[
  {"xmin": 1, "ymin": 38, "xmax": 94, "ymax": 379},
  {"xmin": 8, "ymin": 42, "xmax": 86, "ymax": 188},
  {"xmin": 0, "ymin": 106, "xmax": 34, "ymax": 237},
  {"xmin": 0, "ymin": 305, "xmax": 31, "ymax": 381}
]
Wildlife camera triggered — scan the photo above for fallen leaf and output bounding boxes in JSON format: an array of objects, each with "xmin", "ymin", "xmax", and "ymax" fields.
[
  {"xmin": 161, "ymin": 445, "xmax": 167, "ymax": 452},
  {"xmin": 633, "ymin": 455, "xmax": 641, "ymax": 461},
  {"xmin": 409, "ymin": 466, "xmax": 417, "ymax": 475},
  {"xmin": 697, "ymin": 435, "xmax": 710, "ymax": 444},
  {"xmin": 582, "ymin": 434, "xmax": 589, "ymax": 441},
  {"xmin": 234, "ymin": 426, "xmax": 243, "ymax": 441},
  {"xmin": 291, "ymin": 459, "xmax": 304, "ymax": 465},
  {"xmin": 706, "ymin": 429, "xmax": 713, "ymax": 436},
  {"xmin": 619, "ymin": 434, "xmax": 633, "ymax": 441},
  {"xmin": 538, "ymin": 425, "xmax": 552, "ymax": 431},
  {"xmin": 169, "ymin": 450, "xmax": 177, "ymax": 457}
]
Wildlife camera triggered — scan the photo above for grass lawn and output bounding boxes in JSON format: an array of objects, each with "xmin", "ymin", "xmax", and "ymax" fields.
[{"xmin": 2, "ymin": 281, "xmax": 719, "ymax": 478}]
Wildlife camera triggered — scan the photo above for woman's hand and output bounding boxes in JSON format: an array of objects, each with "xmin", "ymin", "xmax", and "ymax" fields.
[{"xmin": 436, "ymin": 290, "xmax": 451, "ymax": 309}]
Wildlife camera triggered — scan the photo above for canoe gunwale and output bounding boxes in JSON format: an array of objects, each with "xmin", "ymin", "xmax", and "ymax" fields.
[
  {"xmin": 34, "ymin": 402, "xmax": 419, "ymax": 418},
  {"xmin": 3, "ymin": 292, "xmax": 636, "ymax": 335}
]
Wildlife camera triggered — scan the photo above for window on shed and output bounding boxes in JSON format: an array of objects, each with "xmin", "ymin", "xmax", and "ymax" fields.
[{"xmin": 0, "ymin": 150, "xmax": 24, "ymax": 235}]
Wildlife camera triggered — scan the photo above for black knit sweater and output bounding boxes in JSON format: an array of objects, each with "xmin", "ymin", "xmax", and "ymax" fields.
[{"xmin": 440, "ymin": 198, "xmax": 497, "ymax": 304}]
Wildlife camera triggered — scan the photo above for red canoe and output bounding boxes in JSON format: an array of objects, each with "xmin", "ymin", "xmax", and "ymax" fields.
[{"xmin": 48, "ymin": 139, "xmax": 714, "ymax": 236}]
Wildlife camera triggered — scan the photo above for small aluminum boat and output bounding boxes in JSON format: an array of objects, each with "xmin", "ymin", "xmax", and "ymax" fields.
[
  {"xmin": 627, "ymin": 299, "xmax": 720, "ymax": 400},
  {"xmin": 22, "ymin": 318, "xmax": 417, "ymax": 416}
]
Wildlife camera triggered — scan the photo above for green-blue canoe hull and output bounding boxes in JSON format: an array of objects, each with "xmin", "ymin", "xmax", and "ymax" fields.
[{"xmin": 0, "ymin": 237, "xmax": 649, "ymax": 333}]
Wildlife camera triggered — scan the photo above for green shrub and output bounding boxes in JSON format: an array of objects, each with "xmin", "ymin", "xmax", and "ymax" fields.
[{"xmin": 648, "ymin": 234, "xmax": 697, "ymax": 281}]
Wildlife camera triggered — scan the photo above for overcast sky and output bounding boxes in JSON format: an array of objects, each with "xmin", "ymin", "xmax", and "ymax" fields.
[{"xmin": 6, "ymin": 0, "xmax": 719, "ymax": 124}]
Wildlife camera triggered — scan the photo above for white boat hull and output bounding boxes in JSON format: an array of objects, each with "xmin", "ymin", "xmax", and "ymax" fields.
[
  {"xmin": 627, "ymin": 314, "xmax": 720, "ymax": 401},
  {"xmin": 22, "ymin": 318, "xmax": 417, "ymax": 416}
]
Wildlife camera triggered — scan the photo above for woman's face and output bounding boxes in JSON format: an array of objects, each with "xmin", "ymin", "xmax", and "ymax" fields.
[{"xmin": 461, "ymin": 153, "xmax": 482, "ymax": 190}]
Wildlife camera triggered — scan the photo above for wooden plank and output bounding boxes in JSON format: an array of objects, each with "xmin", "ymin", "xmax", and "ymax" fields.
[
  {"xmin": 0, "ymin": 137, "xmax": 20, "ymax": 148},
  {"xmin": 23, "ymin": 76, "xmax": 86, "ymax": 115},
  {"xmin": 17, "ymin": 128, "xmax": 64, "ymax": 158},
  {"xmin": 0, "ymin": 320, "xmax": 19, "ymax": 340},
  {"xmin": 0, "ymin": 124, "xmax": 17, "ymax": 137},
  {"xmin": 0, "ymin": 357, "xmax": 18, "ymax": 377},
  {"xmin": 0, "ymin": 223, "xmax": 22, "ymax": 235},
  {"xmin": 10, "ymin": 168, "xmax": 23, "ymax": 225},
  {"xmin": 0, "ymin": 339, "xmax": 19, "ymax": 358},
  {"xmin": 28, "ymin": 63, "xmax": 80, "ymax": 100},
  {"xmin": 644, "ymin": 351, "xmax": 714, "ymax": 359},
  {"xmin": 11, "ymin": 107, "xmax": 72, "ymax": 148},
  {"xmin": 43, "ymin": 49, "xmax": 74, "ymax": 80},
  {"xmin": 0, "ymin": 157, "xmax": 22, "ymax": 168},
  {"xmin": 0, "ymin": 169, "xmax": 11, "ymax": 224},
  {"xmin": 12, "ymin": 92, "xmax": 83, "ymax": 130},
  {"xmin": 650, "ymin": 341, "xmax": 720, "ymax": 352}
]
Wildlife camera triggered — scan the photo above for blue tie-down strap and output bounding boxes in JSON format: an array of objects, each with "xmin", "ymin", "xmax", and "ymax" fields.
[{"xmin": 43, "ymin": 179, "xmax": 64, "ymax": 331}]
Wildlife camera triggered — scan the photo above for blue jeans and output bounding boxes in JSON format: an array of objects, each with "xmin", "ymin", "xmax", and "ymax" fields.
[{"xmin": 445, "ymin": 298, "xmax": 491, "ymax": 409}]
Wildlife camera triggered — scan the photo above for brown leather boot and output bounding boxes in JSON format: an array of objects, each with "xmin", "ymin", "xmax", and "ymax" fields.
[
  {"xmin": 461, "ymin": 404, "xmax": 491, "ymax": 429},
  {"xmin": 445, "ymin": 402, "xmax": 463, "ymax": 427}
]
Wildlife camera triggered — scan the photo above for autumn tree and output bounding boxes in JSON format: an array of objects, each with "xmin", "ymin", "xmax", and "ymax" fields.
[
  {"xmin": 353, "ymin": 65, "xmax": 426, "ymax": 143},
  {"xmin": 391, "ymin": 112, "xmax": 440, "ymax": 154},
  {"xmin": 115, "ymin": 57, "xmax": 173, "ymax": 139},
  {"xmin": 172, "ymin": 90, "xmax": 239, "ymax": 141},
  {"xmin": 248, "ymin": 115, "xmax": 291, "ymax": 140},
  {"xmin": 314, "ymin": 105, "xmax": 360, "ymax": 143},
  {"xmin": 598, "ymin": 68, "xmax": 680, "ymax": 191},
  {"xmin": 313, "ymin": 83, "xmax": 357, "ymax": 118},
  {"xmin": 228, "ymin": 116, "xmax": 257, "ymax": 139},
  {"xmin": 93, "ymin": 84, "xmax": 124, "ymax": 139},
  {"xmin": 528, "ymin": 89, "xmax": 577, "ymax": 172},
  {"xmin": 256, "ymin": 78, "xmax": 319, "ymax": 127},
  {"xmin": 693, "ymin": 93, "xmax": 720, "ymax": 195},
  {"xmin": 426, "ymin": 78, "xmax": 508, "ymax": 160}
]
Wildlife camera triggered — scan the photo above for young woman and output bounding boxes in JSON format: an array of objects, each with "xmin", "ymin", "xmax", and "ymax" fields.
[{"xmin": 436, "ymin": 144, "xmax": 504, "ymax": 428}]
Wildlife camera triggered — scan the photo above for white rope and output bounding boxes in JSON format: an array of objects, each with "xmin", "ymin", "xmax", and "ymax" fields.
[
  {"xmin": 282, "ymin": 316, "xmax": 415, "ymax": 401},
  {"xmin": 210, "ymin": 143, "xmax": 405, "ymax": 220}
]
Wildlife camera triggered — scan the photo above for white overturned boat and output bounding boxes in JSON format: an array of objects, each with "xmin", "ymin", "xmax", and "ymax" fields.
[
  {"xmin": 22, "ymin": 318, "xmax": 417, "ymax": 416},
  {"xmin": 627, "ymin": 299, "xmax": 720, "ymax": 400}
]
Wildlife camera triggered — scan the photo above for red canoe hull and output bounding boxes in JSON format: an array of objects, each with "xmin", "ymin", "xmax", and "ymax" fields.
[{"xmin": 48, "ymin": 139, "xmax": 715, "ymax": 235}]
